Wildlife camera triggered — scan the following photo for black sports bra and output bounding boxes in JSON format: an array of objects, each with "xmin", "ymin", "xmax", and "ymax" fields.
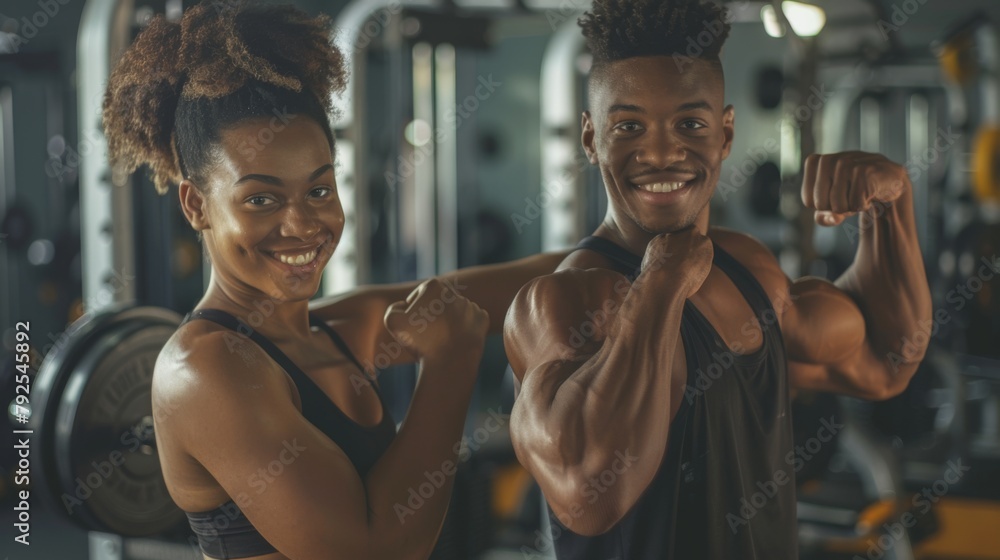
[{"xmin": 180, "ymin": 308, "xmax": 397, "ymax": 559}]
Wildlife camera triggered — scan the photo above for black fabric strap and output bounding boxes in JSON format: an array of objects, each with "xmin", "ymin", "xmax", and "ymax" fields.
[
  {"xmin": 575, "ymin": 236, "xmax": 643, "ymax": 278},
  {"xmin": 183, "ymin": 309, "xmax": 303, "ymax": 383},
  {"xmin": 181, "ymin": 309, "xmax": 376, "ymax": 392},
  {"xmin": 310, "ymin": 317, "xmax": 372, "ymax": 381},
  {"xmin": 573, "ymin": 235, "xmax": 777, "ymax": 319},
  {"xmin": 708, "ymin": 247, "xmax": 777, "ymax": 318}
]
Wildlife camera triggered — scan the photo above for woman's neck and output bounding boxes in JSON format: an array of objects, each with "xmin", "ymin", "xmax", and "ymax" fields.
[{"xmin": 198, "ymin": 279, "xmax": 315, "ymax": 342}]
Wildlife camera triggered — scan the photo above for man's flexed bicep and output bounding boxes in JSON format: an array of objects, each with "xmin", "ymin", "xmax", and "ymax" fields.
[{"xmin": 784, "ymin": 275, "xmax": 905, "ymax": 400}]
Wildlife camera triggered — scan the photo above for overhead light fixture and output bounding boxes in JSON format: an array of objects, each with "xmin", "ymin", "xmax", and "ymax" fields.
[
  {"xmin": 404, "ymin": 119, "xmax": 433, "ymax": 147},
  {"xmin": 761, "ymin": 1, "xmax": 827, "ymax": 38}
]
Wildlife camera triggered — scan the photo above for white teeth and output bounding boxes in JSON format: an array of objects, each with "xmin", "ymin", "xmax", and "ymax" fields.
[
  {"xmin": 276, "ymin": 248, "xmax": 318, "ymax": 266},
  {"xmin": 639, "ymin": 182, "xmax": 686, "ymax": 193}
]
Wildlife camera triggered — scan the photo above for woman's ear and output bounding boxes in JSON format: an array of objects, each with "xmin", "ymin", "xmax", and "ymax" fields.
[
  {"xmin": 582, "ymin": 111, "xmax": 599, "ymax": 165},
  {"xmin": 179, "ymin": 179, "xmax": 210, "ymax": 233}
]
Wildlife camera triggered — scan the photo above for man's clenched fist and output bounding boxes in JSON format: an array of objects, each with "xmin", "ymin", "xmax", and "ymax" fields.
[{"xmin": 802, "ymin": 151, "xmax": 909, "ymax": 227}]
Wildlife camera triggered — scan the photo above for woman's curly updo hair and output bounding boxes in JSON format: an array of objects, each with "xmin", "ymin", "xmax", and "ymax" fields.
[
  {"xmin": 579, "ymin": 0, "xmax": 730, "ymax": 67},
  {"xmin": 102, "ymin": 0, "xmax": 347, "ymax": 195}
]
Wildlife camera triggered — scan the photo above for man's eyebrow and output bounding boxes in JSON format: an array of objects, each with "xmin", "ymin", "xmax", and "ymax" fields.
[
  {"xmin": 608, "ymin": 104, "xmax": 645, "ymax": 114},
  {"xmin": 233, "ymin": 163, "xmax": 334, "ymax": 187},
  {"xmin": 606, "ymin": 101, "xmax": 714, "ymax": 115},
  {"xmin": 677, "ymin": 101, "xmax": 713, "ymax": 112}
]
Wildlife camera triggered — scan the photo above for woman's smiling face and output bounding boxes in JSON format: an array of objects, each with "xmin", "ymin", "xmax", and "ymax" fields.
[{"xmin": 182, "ymin": 115, "xmax": 344, "ymax": 303}]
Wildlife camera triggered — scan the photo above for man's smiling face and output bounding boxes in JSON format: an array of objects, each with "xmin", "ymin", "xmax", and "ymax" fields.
[{"xmin": 583, "ymin": 56, "xmax": 735, "ymax": 235}]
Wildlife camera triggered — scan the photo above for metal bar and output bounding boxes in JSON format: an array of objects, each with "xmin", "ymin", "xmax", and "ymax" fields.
[
  {"xmin": 0, "ymin": 85, "xmax": 13, "ymax": 327},
  {"xmin": 324, "ymin": 0, "xmax": 442, "ymax": 296},
  {"xmin": 907, "ymin": 93, "xmax": 931, "ymax": 256},
  {"xmin": 78, "ymin": 0, "xmax": 135, "ymax": 311},
  {"xmin": 412, "ymin": 42, "xmax": 437, "ymax": 279},
  {"xmin": 540, "ymin": 16, "xmax": 586, "ymax": 251},
  {"xmin": 435, "ymin": 43, "xmax": 458, "ymax": 273},
  {"xmin": 860, "ymin": 96, "xmax": 882, "ymax": 152}
]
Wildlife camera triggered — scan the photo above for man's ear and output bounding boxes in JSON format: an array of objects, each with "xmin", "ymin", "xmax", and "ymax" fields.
[
  {"xmin": 582, "ymin": 111, "xmax": 598, "ymax": 165},
  {"xmin": 178, "ymin": 179, "xmax": 210, "ymax": 233},
  {"xmin": 721, "ymin": 104, "xmax": 736, "ymax": 161}
]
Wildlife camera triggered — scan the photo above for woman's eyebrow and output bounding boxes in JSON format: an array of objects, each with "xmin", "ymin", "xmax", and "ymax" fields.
[
  {"xmin": 233, "ymin": 163, "xmax": 334, "ymax": 187},
  {"xmin": 309, "ymin": 163, "xmax": 335, "ymax": 180}
]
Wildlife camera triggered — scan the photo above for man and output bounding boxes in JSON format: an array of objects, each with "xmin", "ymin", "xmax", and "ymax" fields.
[{"xmin": 504, "ymin": 0, "xmax": 932, "ymax": 558}]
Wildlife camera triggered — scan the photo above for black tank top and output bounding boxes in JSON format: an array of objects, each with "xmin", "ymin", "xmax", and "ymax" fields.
[
  {"xmin": 180, "ymin": 309, "xmax": 396, "ymax": 559},
  {"xmin": 546, "ymin": 236, "xmax": 797, "ymax": 559}
]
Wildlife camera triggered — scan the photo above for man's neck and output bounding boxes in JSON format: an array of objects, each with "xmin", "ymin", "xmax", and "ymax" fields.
[{"xmin": 594, "ymin": 211, "xmax": 711, "ymax": 258}]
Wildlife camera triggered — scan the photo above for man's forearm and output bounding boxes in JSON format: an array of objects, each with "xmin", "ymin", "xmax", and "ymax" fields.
[
  {"xmin": 835, "ymin": 186, "xmax": 932, "ymax": 378},
  {"xmin": 514, "ymin": 271, "xmax": 688, "ymax": 533}
]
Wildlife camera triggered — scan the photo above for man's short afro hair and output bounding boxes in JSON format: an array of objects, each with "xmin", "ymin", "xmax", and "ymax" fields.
[{"xmin": 579, "ymin": 0, "xmax": 731, "ymax": 64}]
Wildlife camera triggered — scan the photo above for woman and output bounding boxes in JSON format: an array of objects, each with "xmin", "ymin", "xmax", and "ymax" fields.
[{"xmin": 102, "ymin": 3, "xmax": 563, "ymax": 558}]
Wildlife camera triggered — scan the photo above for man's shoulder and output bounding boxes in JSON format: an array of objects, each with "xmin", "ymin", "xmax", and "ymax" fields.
[
  {"xmin": 505, "ymin": 262, "xmax": 629, "ymax": 376},
  {"xmin": 708, "ymin": 227, "xmax": 791, "ymax": 302},
  {"xmin": 516, "ymin": 265, "xmax": 630, "ymax": 310},
  {"xmin": 556, "ymin": 242, "xmax": 619, "ymax": 273},
  {"xmin": 546, "ymin": 228, "xmax": 791, "ymax": 301},
  {"xmin": 709, "ymin": 226, "xmax": 772, "ymax": 259}
]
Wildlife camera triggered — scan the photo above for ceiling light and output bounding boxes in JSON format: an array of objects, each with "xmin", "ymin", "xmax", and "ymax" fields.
[{"xmin": 761, "ymin": 2, "xmax": 827, "ymax": 38}]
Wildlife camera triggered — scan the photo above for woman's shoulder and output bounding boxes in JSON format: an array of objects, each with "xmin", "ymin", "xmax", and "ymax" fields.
[
  {"xmin": 152, "ymin": 320, "xmax": 306, "ymax": 508},
  {"xmin": 152, "ymin": 319, "xmax": 285, "ymax": 426}
]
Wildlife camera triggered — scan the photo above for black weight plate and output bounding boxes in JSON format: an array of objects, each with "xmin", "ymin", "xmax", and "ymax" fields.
[
  {"xmin": 53, "ymin": 318, "xmax": 149, "ymax": 531},
  {"xmin": 31, "ymin": 305, "xmax": 182, "ymax": 534},
  {"xmin": 30, "ymin": 304, "xmax": 136, "ymax": 520},
  {"xmin": 55, "ymin": 314, "xmax": 182, "ymax": 537}
]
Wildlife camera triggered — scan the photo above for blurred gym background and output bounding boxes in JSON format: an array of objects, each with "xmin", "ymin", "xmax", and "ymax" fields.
[{"xmin": 2, "ymin": 0, "xmax": 1000, "ymax": 558}]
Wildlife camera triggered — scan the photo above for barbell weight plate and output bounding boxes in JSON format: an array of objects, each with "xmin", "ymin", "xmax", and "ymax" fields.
[
  {"xmin": 57, "ymin": 315, "xmax": 182, "ymax": 537},
  {"xmin": 31, "ymin": 304, "xmax": 138, "ymax": 523},
  {"xmin": 32, "ymin": 305, "xmax": 179, "ymax": 442},
  {"xmin": 29, "ymin": 305, "xmax": 181, "ymax": 540}
]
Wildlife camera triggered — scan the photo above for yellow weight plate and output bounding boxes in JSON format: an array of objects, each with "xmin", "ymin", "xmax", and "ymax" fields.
[
  {"xmin": 937, "ymin": 33, "xmax": 976, "ymax": 85},
  {"xmin": 973, "ymin": 125, "xmax": 1000, "ymax": 202}
]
